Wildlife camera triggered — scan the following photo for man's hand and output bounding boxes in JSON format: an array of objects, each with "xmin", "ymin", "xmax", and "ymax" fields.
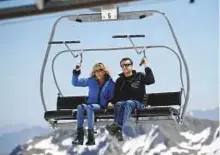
[{"xmin": 140, "ymin": 58, "xmax": 148, "ymax": 67}]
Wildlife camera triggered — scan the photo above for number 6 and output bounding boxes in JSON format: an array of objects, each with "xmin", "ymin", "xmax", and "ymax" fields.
[{"xmin": 108, "ymin": 13, "xmax": 111, "ymax": 19}]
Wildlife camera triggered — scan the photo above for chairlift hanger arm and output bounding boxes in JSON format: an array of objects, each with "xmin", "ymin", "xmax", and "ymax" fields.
[{"xmin": 112, "ymin": 34, "xmax": 145, "ymax": 55}]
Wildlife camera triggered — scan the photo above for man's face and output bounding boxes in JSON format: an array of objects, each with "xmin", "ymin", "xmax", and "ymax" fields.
[{"xmin": 120, "ymin": 60, "xmax": 133, "ymax": 74}]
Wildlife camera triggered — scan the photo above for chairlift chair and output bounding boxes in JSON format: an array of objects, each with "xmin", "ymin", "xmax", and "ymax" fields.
[{"xmin": 40, "ymin": 7, "xmax": 190, "ymax": 129}]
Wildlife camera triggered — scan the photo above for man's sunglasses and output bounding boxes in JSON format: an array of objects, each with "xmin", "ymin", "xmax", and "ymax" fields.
[{"xmin": 121, "ymin": 63, "xmax": 132, "ymax": 68}]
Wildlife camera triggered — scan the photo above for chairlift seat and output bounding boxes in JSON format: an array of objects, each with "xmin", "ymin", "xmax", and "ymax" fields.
[{"xmin": 44, "ymin": 91, "xmax": 181, "ymax": 123}]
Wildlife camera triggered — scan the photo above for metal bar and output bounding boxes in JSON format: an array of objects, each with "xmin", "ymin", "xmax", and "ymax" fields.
[
  {"xmin": 0, "ymin": 0, "xmax": 138, "ymax": 20},
  {"xmin": 65, "ymin": 41, "xmax": 80, "ymax": 44},
  {"xmin": 48, "ymin": 41, "xmax": 64, "ymax": 44},
  {"xmin": 112, "ymin": 34, "xmax": 145, "ymax": 38},
  {"xmin": 64, "ymin": 43, "xmax": 78, "ymax": 58},
  {"xmin": 128, "ymin": 37, "xmax": 142, "ymax": 54},
  {"xmin": 40, "ymin": 15, "xmax": 67, "ymax": 112},
  {"xmin": 68, "ymin": 10, "xmax": 153, "ymax": 22},
  {"xmin": 53, "ymin": 116, "xmax": 178, "ymax": 129},
  {"xmin": 50, "ymin": 45, "xmax": 184, "ymax": 102},
  {"xmin": 155, "ymin": 11, "xmax": 190, "ymax": 121},
  {"xmin": 48, "ymin": 41, "xmax": 80, "ymax": 44}
]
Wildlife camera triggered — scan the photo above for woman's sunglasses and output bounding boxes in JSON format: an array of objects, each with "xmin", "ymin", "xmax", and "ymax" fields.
[{"xmin": 94, "ymin": 69, "xmax": 103, "ymax": 73}]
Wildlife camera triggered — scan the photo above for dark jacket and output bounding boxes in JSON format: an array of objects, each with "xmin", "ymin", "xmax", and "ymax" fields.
[{"xmin": 112, "ymin": 67, "xmax": 155, "ymax": 104}]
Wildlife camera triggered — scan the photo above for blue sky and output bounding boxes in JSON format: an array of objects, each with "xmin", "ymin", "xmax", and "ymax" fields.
[{"xmin": 0, "ymin": 0, "xmax": 218, "ymax": 126}]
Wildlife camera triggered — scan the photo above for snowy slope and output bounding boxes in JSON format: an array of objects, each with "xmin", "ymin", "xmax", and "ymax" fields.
[
  {"xmin": 0, "ymin": 126, "xmax": 51, "ymax": 154},
  {"xmin": 10, "ymin": 116, "xmax": 219, "ymax": 155}
]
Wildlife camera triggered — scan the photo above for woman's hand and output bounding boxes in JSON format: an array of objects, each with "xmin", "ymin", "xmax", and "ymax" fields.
[
  {"xmin": 107, "ymin": 102, "xmax": 114, "ymax": 109},
  {"xmin": 103, "ymin": 102, "xmax": 114, "ymax": 113},
  {"xmin": 75, "ymin": 64, "xmax": 81, "ymax": 71}
]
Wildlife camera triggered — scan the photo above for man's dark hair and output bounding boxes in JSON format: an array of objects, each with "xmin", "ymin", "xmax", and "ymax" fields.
[{"xmin": 120, "ymin": 57, "xmax": 133, "ymax": 65}]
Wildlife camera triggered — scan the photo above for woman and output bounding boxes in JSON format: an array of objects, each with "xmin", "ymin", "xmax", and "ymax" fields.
[{"xmin": 71, "ymin": 63, "xmax": 115, "ymax": 145}]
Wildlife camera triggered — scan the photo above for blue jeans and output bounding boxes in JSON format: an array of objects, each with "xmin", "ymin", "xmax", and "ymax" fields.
[
  {"xmin": 76, "ymin": 103, "xmax": 101, "ymax": 129},
  {"xmin": 114, "ymin": 100, "xmax": 144, "ymax": 129}
]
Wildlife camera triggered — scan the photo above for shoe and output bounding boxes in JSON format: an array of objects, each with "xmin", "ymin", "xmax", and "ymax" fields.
[
  {"xmin": 85, "ymin": 129, "xmax": 95, "ymax": 145},
  {"xmin": 106, "ymin": 123, "xmax": 120, "ymax": 136},
  {"xmin": 115, "ymin": 129, "xmax": 123, "ymax": 141},
  {"xmin": 72, "ymin": 127, "xmax": 84, "ymax": 145}
]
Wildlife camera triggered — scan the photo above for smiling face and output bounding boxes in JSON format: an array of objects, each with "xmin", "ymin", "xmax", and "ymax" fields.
[
  {"xmin": 94, "ymin": 68, "xmax": 105, "ymax": 80},
  {"xmin": 92, "ymin": 63, "xmax": 106, "ymax": 81},
  {"xmin": 120, "ymin": 58, "xmax": 133, "ymax": 76}
]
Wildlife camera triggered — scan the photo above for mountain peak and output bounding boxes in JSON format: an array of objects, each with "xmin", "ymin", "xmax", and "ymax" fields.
[{"xmin": 8, "ymin": 117, "xmax": 220, "ymax": 155}]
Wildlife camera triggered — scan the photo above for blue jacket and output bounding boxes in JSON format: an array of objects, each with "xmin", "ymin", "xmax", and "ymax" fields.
[{"xmin": 72, "ymin": 70, "xmax": 115, "ymax": 109}]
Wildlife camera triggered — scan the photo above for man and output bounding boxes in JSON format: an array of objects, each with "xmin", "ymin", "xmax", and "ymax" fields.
[{"xmin": 106, "ymin": 57, "xmax": 155, "ymax": 141}]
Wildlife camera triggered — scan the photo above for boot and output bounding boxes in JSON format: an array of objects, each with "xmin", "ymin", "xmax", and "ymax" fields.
[
  {"xmin": 86, "ymin": 129, "xmax": 95, "ymax": 145},
  {"xmin": 72, "ymin": 127, "xmax": 84, "ymax": 145},
  {"xmin": 106, "ymin": 123, "xmax": 120, "ymax": 136},
  {"xmin": 115, "ymin": 128, "xmax": 123, "ymax": 141}
]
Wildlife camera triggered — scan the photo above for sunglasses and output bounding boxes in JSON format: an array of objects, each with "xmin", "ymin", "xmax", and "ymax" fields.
[
  {"xmin": 94, "ymin": 69, "xmax": 103, "ymax": 72},
  {"xmin": 121, "ymin": 63, "xmax": 132, "ymax": 68}
]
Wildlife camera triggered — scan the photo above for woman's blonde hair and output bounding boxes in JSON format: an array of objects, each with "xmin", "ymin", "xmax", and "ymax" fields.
[{"xmin": 91, "ymin": 62, "xmax": 111, "ymax": 78}]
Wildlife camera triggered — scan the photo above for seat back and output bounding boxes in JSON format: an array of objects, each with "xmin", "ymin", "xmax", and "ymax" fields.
[
  {"xmin": 144, "ymin": 91, "xmax": 181, "ymax": 107},
  {"xmin": 56, "ymin": 91, "xmax": 182, "ymax": 110},
  {"xmin": 57, "ymin": 96, "xmax": 87, "ymax": 110}
]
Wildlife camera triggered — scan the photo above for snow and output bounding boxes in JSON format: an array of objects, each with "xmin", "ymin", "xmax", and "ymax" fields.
[
  {"xmin": 147, "ymin": 143, "xmax": 167, "ymax": 155},
  {"xmin": 27, "ymin": 145, "xmax": 33, "ymax": 151},
  {"xmin": 45, "ymin": 149, "xmax": 66, "ymax": 155},
  {"xmin": 161, "ymin": 127, "xmax": 219, "ymax": 155},
  {"xmin": 198, "ymin": 136, "xmax": 220, "ymax": 155},
  {"xmin": 23, "ymin": 125, "xmax": 220, "ymax": 155},
  {"xmin": 177, "ymin": 127, "xmax": 211, "ymax": 150},
  {"xmin": 180, "ymin": 127, "xmax": 211, "ymax": 144},
  {"xmin": 33, "ymin": 136, "xmax": 67, "ymax": 155},
  {"xmin": 141, "ymin": 128, "xmax": 159, "ymax": 155},
  {"xmin": 197, "ymin": 127, "xmax": 220, "ymax": 155},
  {"xmin": 122, "ymin": 126, "xmax": 219, "ymax": 155},
  {"xmin": 62, "ymin": 138, "xmax": 73, "ymax": 146},
  {"xmin": 122, "ymin": 134, "xmax": 146, "ymax": 154},
  {"xmin": 160, "ymin": 146, "xmax": 189, "ymax": 155},
  {"xmin": 25, "ymin": 139, "xmax": 33, "ymax": 144},
  {"xmin": 72, "ymin": 145, "xmax": 86, "ymax": 155},
  {"xmin": 122, "ymin": 125, "xmax": 159, "ymax": 155},
  {"xmin": 34, "ymin": 137, "xmax": 54, "ymax": 149},
  {"xmin": 98, "ymin": 143, "xmax": 109, "ymax": 155},
  {"xmin": 178, "ymin": 141, "xmax": 202, "ymax": 150}
]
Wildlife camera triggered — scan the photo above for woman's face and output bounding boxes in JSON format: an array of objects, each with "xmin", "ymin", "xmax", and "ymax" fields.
[{"xmin": 94, "ymin": 69, "xmax": 105, "ymax": 80}]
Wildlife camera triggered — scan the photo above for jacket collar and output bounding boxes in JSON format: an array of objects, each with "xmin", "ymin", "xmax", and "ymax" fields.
[{"xmin": 118, "ymin": 70, "xmax": 137, "ymax": 79}]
